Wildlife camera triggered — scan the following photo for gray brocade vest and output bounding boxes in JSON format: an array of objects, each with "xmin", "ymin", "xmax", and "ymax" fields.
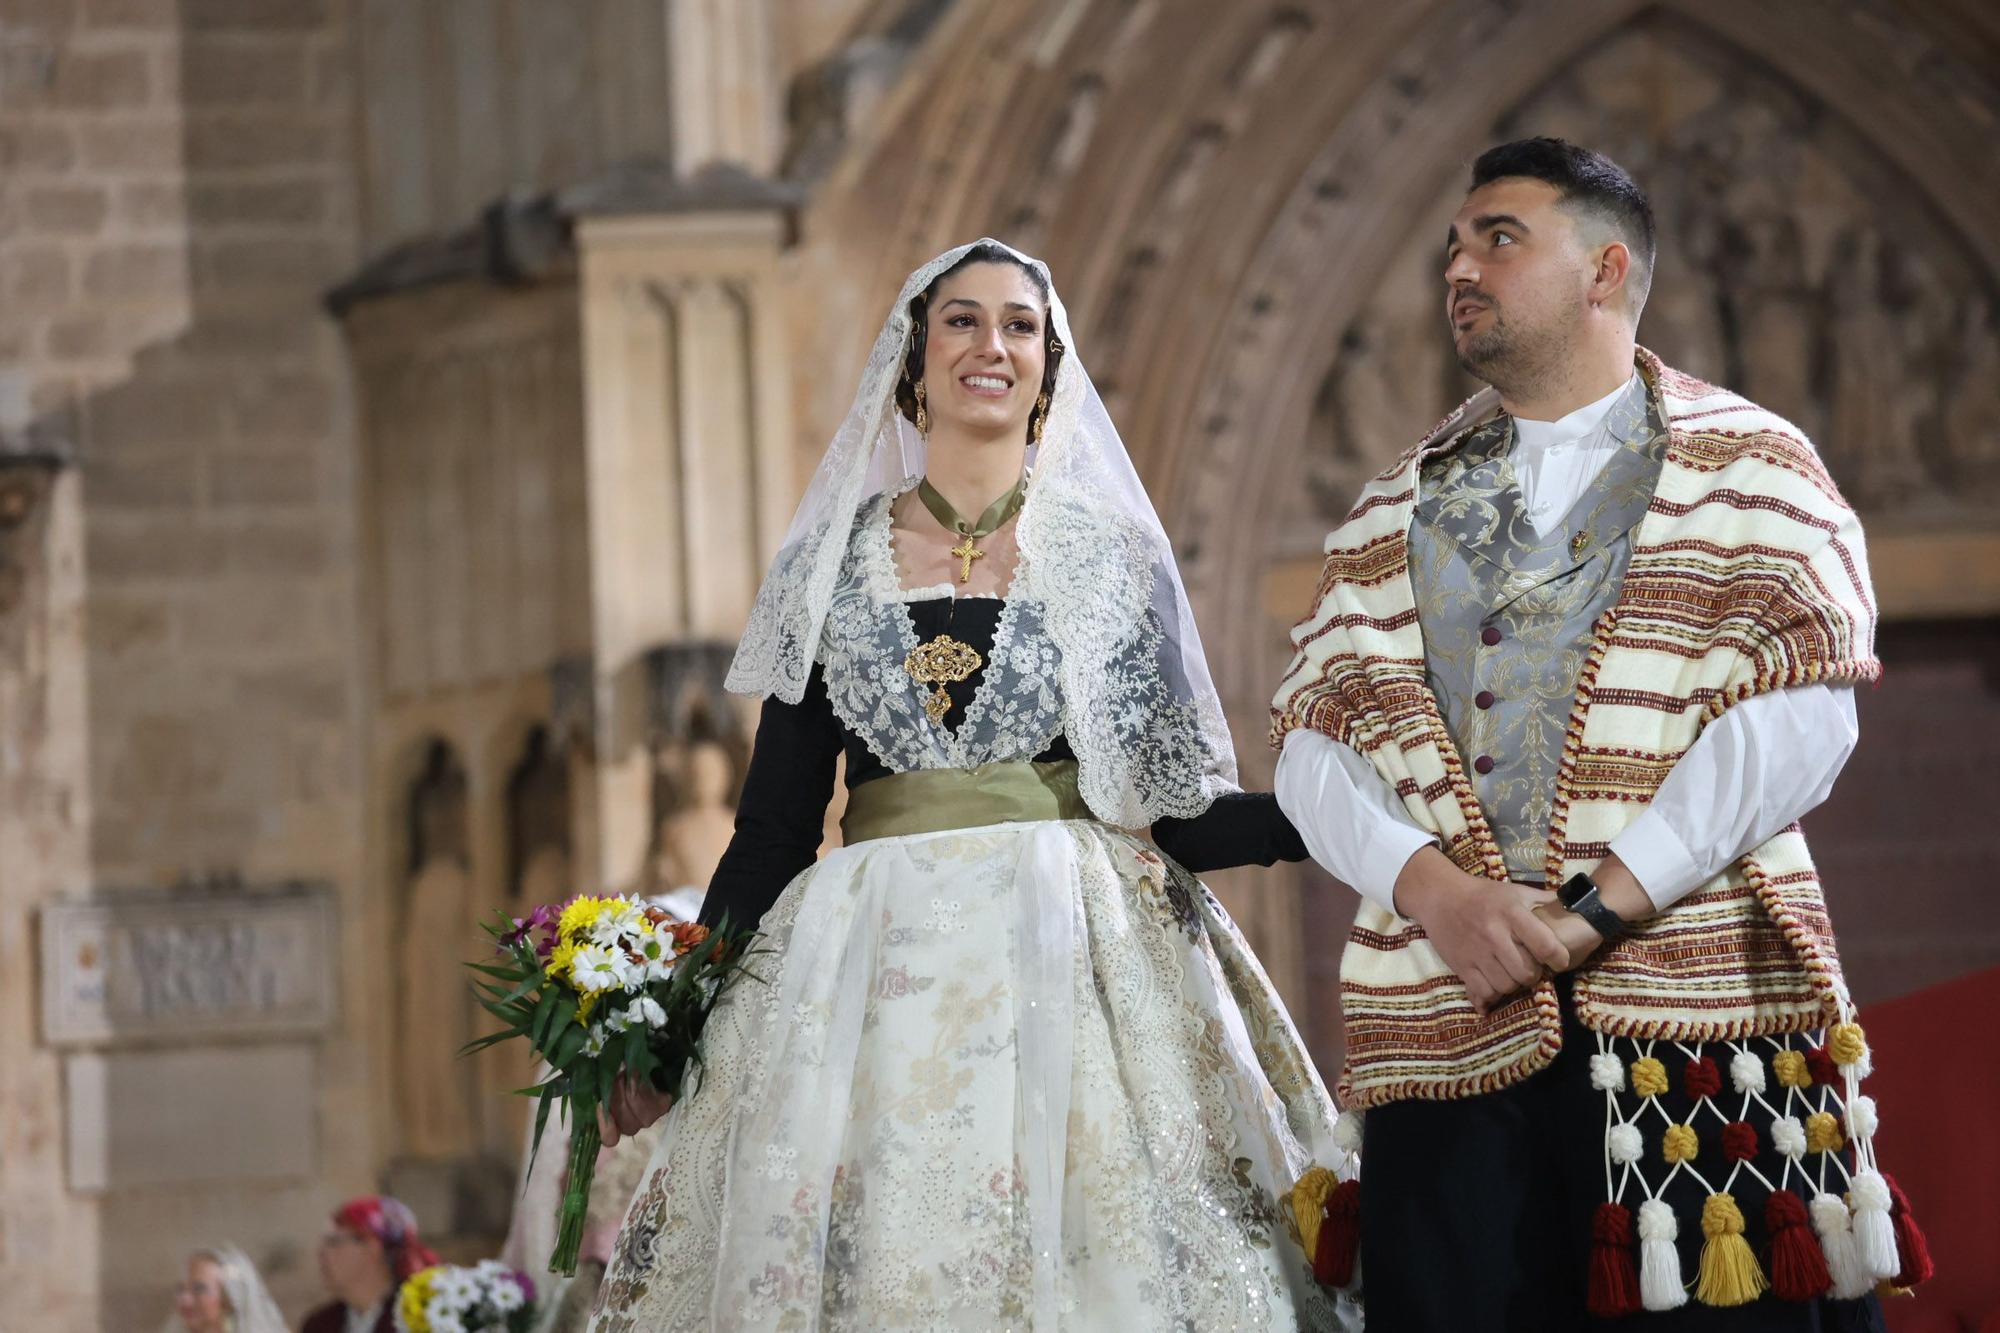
[{"xmin": 1407, "ymin": 378, "xmax": 1670, "ymax": 882}]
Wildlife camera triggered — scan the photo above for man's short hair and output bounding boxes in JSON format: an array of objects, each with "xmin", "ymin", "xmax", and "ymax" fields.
[{"xmin": 1471, "ymin": 137, "xmax": 1656, "ymax": 312}]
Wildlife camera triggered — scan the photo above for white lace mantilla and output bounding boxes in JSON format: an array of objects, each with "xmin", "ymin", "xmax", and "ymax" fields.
[
  {"xmin": 821, "ymin": 486, "xmax": 1062, "ymax": 774},
  {"xmin": 725, "ymin": 239, "xmax": 1238, "ymax": 828}
]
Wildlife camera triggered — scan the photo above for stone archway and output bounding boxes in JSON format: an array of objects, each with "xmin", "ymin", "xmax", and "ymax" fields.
[
  {"xmin": 789, "ymin": 0, "xmax": 2000, "ymax": 1049},
  {"xmin": 797, "ymin": 0, "xmax": 1998, "ymax": 711}
]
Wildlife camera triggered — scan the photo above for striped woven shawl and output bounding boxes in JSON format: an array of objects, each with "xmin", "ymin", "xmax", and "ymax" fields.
[{"xmin": 1271, "ymin": 349, "xmax": 1881, "ymax": 1108}]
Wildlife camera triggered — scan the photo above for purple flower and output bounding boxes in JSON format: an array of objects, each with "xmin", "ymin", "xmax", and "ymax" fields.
[
  {"xmin": 509, "ymin": 1269, "xmax": 537, "ymax": 1305},
  {"xmin": 501, "ymin": 903, "xmax": 558, "ymax": 951}
]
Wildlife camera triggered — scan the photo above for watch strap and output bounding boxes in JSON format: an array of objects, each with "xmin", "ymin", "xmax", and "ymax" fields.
[{"xmin": 1561, "ymin": 872, "xmax": 1628, "ymax": 941}]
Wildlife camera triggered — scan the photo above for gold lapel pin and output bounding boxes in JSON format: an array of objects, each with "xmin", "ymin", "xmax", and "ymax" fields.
[{"xmin": 1569, "ymin": 528, "xmax": 1593, "ymax": 560}]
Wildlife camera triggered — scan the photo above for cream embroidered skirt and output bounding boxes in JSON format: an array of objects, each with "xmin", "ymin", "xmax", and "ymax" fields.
[{"xmin": 587, "ymin": 819, "xmax": 1356, "ymax": 1332}]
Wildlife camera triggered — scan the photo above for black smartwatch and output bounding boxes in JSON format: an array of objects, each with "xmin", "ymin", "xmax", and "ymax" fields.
[{"xmin": 1558, "ymin": 872, "xmax": 1629, "ymax": 942}]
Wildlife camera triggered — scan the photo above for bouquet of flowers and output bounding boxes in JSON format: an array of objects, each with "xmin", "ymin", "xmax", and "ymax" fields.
[
  {"xmin": 395, "ymin": 1260, "xmax": 536, "ymax": 1333},
  {"xmin": 466, "ymin": 894, "xmax": 755, "ymax": 1275}
]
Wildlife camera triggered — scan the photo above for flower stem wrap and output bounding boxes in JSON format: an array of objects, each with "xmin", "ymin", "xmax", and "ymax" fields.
[{"xmin": 550, "ymin": 1114, "xmax": 602, "ymax": 1277}]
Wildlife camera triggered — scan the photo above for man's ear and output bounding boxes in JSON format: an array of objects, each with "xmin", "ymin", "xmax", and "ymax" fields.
[{"xmin": 1590, "ymin": 241, "xmax": 1633, "ymax": 310}]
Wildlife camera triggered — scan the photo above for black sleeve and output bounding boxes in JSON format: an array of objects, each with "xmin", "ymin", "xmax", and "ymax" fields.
[
  {"xmin": 1151, "ymin": 791, "xmax": 1310, "ymax": 873},
  {"xmin": 697, "ymin": 668, "xmax": 843, "ymax": 932}
]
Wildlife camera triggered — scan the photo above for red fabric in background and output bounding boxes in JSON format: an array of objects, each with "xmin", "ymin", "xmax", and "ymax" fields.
[{"xmin": 1864, "ymin": 966, "xmax": 2000, "ymax": 1333}]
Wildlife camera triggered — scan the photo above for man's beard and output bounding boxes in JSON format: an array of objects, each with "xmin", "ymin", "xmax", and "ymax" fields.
[{"xmin": 1455, "ymin": 308, "xmax": 1562, "ymax": 398}]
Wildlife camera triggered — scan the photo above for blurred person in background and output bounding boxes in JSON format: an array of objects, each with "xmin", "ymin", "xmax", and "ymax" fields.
[
  {"xmin": 168, "ymin": 1244, "xmax": 287, "ymax": 1333},
  {"xmin": 302, "ymin": 1196, "xmax": 440, "ymax": 1333}
]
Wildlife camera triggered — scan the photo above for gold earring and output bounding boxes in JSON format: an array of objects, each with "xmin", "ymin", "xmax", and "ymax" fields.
[
  {"xmin": 914, "ymin": 380, "xmax": 930, "ymax": 435},
  {"xmin": 1031, "ymin": 392, "xmax": 1049, "ymax": 445}
]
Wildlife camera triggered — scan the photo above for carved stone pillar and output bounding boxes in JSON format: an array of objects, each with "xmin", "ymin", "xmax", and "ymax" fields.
[
  {"xmin": 668, "ymin": 0, "xmax": 782, "ymax": 176},
  {"xmin": 333, "ymin": 162, "xmax": 798, "ymax": 1236},
  {"xmin": 0, "ymin": 448, "xmax": 101, "ymax": 1328},
  {"xmin": 574, "ymin": 182, "xmax": 797, "ymax": 892}
]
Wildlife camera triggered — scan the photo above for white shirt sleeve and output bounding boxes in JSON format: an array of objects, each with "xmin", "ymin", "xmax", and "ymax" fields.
[
  {"xmin": 1609, "ymin": 684, "xmax": 1860, "ymax": 911},
  {"xmin": 1274, "ymin": 728, "xmax": 1437, "ymax": 915}
]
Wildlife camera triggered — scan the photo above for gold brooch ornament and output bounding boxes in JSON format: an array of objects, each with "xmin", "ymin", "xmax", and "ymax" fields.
[
  {"xmin": 904, "ymin": 635, "xmax": 983, "ymax": 724},
  {"xmin": 1570, "ymin": 528, "xmax": 1593, "ymax": 560}
]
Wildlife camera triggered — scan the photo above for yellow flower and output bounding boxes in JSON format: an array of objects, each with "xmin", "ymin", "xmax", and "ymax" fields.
[
  {"xmin": 558, "ymin": 894, "xmax": 611, "ymax": 942},
  {"xmin": 577, "ymin": 990, "xmax": 600, "ymax": 1023},
  {"xmin": 546, "ymin": 937, "xmax": 579, "ymax": 983},
  {"xmin": 398, "ymin": 1267, "xmax": 439, "ymax": 1333}
]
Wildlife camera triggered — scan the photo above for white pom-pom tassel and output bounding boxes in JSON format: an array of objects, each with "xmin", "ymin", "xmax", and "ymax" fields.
[
  {"xmin": 1331, "ymin": 1109, "xmax": 1364, "ymax": 1155},
  {"xmin": 1847, "ymin": 1168, "xmax": 1900, "ymax": 1280},
  {"xmin": 1853, "ymin": 1046, "xmax": 1873, "ymax": 1081},
  {"xmin": 1589, "ymin": 1052, "xmax": 1626, "ymax": 1092},
  {"xmin": 1637, "ymin": 1198, "xmax": 1688, "ymax": 1310},
  {"xmin": 1608, "ymin": 1122, "xmax": 1644, "ymax": 1166},
  {"xmin": 1844, "ymin": 1094, "xmax": 1878, "ymax": 1142},
  {"xmin": 1770, "ymin": 1115, "xmax": 1807, "ymax": 1159},
  {"xmin": 1728, "ymin": 1048, "xmax": 1765, "ymax": 1095},
  {"xmin": 1810, "ymin": 1192, "xmax": 1875, "ymax": 1299}
]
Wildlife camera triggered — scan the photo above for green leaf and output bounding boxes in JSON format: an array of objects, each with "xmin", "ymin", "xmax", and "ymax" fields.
[
  {"xmin": 524, "ymin": 1083, "xmax": 557, "ymax": 1180},
  {"xmin": 550, "ymin": 1019, "xmax": 586, "ymax": 1069},
  {"xmin": 529, "ymin": 987, "xmax": 561, "ymax": 1050},
  {"xmin": 458, "ymin": 1030, "xmax": 519, "ymax": 1057},
  {"xmin": 493, "ymin": 968, "xmax": 545, "ymax": 1008}
]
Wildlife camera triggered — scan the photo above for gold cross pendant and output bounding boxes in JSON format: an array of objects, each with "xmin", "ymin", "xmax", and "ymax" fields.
[{"xmin": 950, "ymin": 532, "xmax": 984, "ymax": 582}]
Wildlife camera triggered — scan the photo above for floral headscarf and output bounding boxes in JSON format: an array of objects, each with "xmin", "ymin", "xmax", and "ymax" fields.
[{"xmin": 331, "ymin": 1196, "xmax": 441, "ymax": 1279}]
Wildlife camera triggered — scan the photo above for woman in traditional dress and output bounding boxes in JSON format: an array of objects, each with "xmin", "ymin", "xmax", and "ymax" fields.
[
  {"xmin": 588, "ymin": 241, "xmax": 1359, "ymax": 1332},
  {"xmin": 167, "ymin": 1244, "xmax": 288, "ymax": 1333}
]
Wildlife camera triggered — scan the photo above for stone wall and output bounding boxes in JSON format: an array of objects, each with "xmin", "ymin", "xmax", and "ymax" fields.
[{"xmin": 1, "ymin": 0, "xmax": 371, "ymax": 1325}]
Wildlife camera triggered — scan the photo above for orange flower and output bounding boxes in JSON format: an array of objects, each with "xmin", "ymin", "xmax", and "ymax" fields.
[{"xmin": 671, "ymin": 921, "xmax": 710, "ymax": 953}]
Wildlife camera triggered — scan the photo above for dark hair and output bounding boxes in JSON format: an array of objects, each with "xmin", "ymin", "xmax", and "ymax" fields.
[
  {"xmin": 894, "ymin": 242, "xmax": 1064, "ymax": 437},
  {"xmin": 1471, "ymin": 137, "xmax": 1656, "ymax": 309}
]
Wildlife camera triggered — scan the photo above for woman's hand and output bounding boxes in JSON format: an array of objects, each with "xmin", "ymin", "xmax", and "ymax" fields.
[{"xmin": 596, "ymin": 1073, "xmax": 675, "ymax": 1147}]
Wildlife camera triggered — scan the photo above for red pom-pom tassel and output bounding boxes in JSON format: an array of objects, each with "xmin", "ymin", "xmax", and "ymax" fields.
[
  {"xmin": 1312, "ymin": 1178, "xmax": 1362, "ymax": 1287},
  {"xmin": 1588, "ymin": 1200, "xmax": 1643, "ymax": 1317},
  {"xmin": 1885, "ymin": 1174, "xmax": 1934, "ymax": 1287},
  {"xmin": 1721, "ymin": 1121, "xmax": 1759, "ymax": 1162},
  {"xmin": 1804, "ymin": 1045, "xmax": 1840, "ymax": 1086},
  {"xmin": 1683, "ymin": 1055, "xmax": 1722, "ymax": 1099},
  {"xmin": 1766, "ymin": 1189, "xmax": 1832, "ymax": 1301}
]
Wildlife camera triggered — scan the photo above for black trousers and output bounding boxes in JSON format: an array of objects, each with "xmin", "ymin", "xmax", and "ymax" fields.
[{"xmin": 1358, "ymin": 979, "xmax": 1888, "ymax": 1333}]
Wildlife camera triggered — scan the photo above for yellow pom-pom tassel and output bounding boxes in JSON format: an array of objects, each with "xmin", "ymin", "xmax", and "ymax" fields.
[
  {"xmin": 1662, "ymin": 1123, "xmax": 1700, "ymax": 1164},
  {"xmin": 1697, "ymin": 1193, "xmax": 1768, "ymax": 1307},
  {"xmin": 1805, "ymin": 1111, "xmax": 1845, "ymax": 1154},
  {"xmin": 1773, "ymin": 1049, "xmax": 1811, "ymax": 1088},
  {"xmin": 1828, "ymin": 1023, "xmax": 1867, "ymax": 1067},
  {"xmin": 1631, "ymin": 1057, "xmax": 1669, "ymax": 1098},
  {"xmin": 1287, "ymin": 1165, "xmax": 1339, "ymax": 1259}
]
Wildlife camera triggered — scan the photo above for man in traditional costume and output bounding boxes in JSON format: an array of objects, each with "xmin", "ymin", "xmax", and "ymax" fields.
[{"xmin": 1273, "ymin": 138, "xmax": 1931, "ymax": 1330}]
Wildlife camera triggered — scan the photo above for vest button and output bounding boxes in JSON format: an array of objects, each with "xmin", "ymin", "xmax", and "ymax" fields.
[
  {"xmin": 1475, "ymin": 690, "xmax": 1495, "ymax": 709},
  {"xmin": 1473, "ymin": 755, "xmax": 1495, "ymax": 774},
  {"xmin": 1480, "ymin": 626, "xmax": 1502, "ymax": 646}
]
